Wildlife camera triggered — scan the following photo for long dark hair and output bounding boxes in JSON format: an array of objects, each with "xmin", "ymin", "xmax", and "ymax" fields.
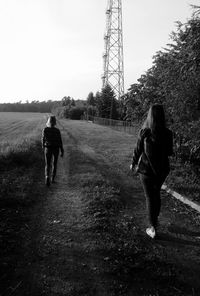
[
  {"xmin": 142, "ymin": 104, "xmax": 166, "ymax": 135},
  {"xmin": 46, "ymin": 115, "xmax": 56, "ymax": 128}
]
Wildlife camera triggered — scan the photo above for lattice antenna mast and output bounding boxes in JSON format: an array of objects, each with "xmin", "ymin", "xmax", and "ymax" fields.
[{"xmin": 102, "ymin": 0, "xmax": 124, "ymax": 100}]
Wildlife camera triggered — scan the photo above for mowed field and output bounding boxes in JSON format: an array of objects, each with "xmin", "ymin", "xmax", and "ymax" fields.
[
  {"xmin": 0, "ymin": 112, "xmax": 48, "ymax": 154},
  {"xmin": 1, "ymin": 113, "xmax": 200, "ymax": 295}
]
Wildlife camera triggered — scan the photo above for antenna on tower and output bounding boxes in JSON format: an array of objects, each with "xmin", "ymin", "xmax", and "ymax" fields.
[{"xmin": 102, "ymin": 0, "xmax": 124, "ymax": 100}]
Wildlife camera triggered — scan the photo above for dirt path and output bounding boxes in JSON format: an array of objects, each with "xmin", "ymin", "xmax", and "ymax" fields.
[
  {"xmin": 14, "ymin": 120, "xmax": 200, "ymax": 296},
  {"xmin": 22, "ymin": 132, "xmax": 118, "ymax": 295}
]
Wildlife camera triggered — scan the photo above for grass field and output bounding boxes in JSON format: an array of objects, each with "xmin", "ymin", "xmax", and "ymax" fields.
[{"xmin": 0, "ymin": 112, "xmax": 47, "ymax": 154}]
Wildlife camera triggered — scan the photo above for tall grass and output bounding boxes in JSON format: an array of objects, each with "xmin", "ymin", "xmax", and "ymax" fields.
[
  {"xmin": 0, "ymin": 113, "xmax": 47, "ymax": 295},
  {"xmin": 0, "ymin": 112, "xmax": 46, "ymax": 196},
  {"xmin": 0, "ymin": 112, "xmax": 45, "ymax": 155},
  {"xmin": 0, "ymin": 132, "xmax": 39, "ymax": 155}
]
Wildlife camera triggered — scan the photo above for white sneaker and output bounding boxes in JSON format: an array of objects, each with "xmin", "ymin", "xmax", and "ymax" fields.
[{"xmin": 146, "ymin": 227, "xmax": 156, "ymax": 238}]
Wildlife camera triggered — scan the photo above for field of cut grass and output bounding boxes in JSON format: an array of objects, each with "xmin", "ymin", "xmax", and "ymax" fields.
[{"xmin": 0, "ymin": 112, "xmax": 48, "ymax": 155}]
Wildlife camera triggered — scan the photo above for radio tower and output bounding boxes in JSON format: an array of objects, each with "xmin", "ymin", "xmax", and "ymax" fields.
[{"xmin": 102, "ymin": 0, "xmax": 124, "ymax": 100}]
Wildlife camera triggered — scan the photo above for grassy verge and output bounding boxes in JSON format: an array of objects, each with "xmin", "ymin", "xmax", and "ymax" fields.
[
  {"xmin": 66, "ymin": 120, "xmax": 200, "ymax": 206},
  {"xmin": 87, "ymin": 121, "xmax": 200, "ymax": 205},
  {"xmin": 0, "ymin": 141, "xmax": 45, "ymax": 295},
  {"xmin": 166, "ymin": 158, "xmax": 200, "ymax": 204}
]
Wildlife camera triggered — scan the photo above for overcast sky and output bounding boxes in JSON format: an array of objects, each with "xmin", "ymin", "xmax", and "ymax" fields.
[{"xmin": 0, "ymin": 0, "xmax": 199, "ymax": 103}]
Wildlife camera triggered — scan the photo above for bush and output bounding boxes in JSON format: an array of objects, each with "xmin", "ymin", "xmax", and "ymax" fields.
[
  {"xmin": 173, "ymin": 120, "xmax": 200, "ymax": 163},
  {"xmin": 69, "ymin": 106, "xmax": 86, "ymax": 120}
]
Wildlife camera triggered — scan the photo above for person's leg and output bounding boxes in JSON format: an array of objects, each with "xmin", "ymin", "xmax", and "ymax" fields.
[
  {"xmin": 140, "ymin": 174, "xmax": 158, "ymax": 228},
  {"xmin": 153, "ymin": 183, "xmax": 161, "ymax": 227},
  {"xmin": 52, "ymin": 148, "xmax": 59, "ymax": 182},
  {"xmin": 154, "ymin": 174, "xmax": 167, "ymax": 225},
  {"xmin": 44, "ymin": 148, "xmax": 52, "ymax": 186}
]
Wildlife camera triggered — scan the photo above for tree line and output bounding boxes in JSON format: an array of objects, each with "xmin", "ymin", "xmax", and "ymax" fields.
[
  {"xmin": 53, "ymin": 89, "xmax": 120, "ymax": 120},
  {"xmin": 0, "ymin": 98, "xmax": 87, "ymax": 120},
  {"xmin": 0, "ymin": 100, "xmax": 60, "ymax": 113},
  {"xmin": 125, "ymin": 5, "xmax": 200, "ymax": 163}
]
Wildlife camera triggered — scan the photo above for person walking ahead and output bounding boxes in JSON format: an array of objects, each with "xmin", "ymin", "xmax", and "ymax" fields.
[
  {"xmin": 130, "ymin": 104, "xmax": 173, "ymax": 239},
  {"xmin": 42, "ymin": 115, "xmax": 64, "ymax": 186}
]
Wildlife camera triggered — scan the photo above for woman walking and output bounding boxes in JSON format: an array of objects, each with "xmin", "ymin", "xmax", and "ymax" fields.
[
  {"xmin": 130, "ymin": 104, "xmax": 173, "ymax": 238},
  {"xmin": 42, "ymin": 115, "xmax": 64, "ymax": 186}
]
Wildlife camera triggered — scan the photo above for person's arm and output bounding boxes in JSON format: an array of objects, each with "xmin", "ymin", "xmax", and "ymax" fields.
[
  {"xmin": 130, "ymin": 129, "xmax": 145, "ymax": 170},
  {"xmin": 58, "ymin": 130, "xmax": 64, "ymax": 157},
  {"xmin": 41, "ymin": 128, "xmax": 45, "ymax": 150}
]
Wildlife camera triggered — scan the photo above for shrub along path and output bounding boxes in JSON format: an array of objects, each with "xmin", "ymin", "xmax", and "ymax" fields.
[{"xmin": 2, "ymin": 120, "xmax": 200, "ymax": 296}]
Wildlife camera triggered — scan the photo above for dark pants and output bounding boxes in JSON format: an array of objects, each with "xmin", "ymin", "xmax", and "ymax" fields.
[
  {"xmin": 44, "ymin": 147, "xmax": 59, "ymax": 179},
  {"xmin": 140, "ymin": 174, "xmax": 166, "ymax": 228}
]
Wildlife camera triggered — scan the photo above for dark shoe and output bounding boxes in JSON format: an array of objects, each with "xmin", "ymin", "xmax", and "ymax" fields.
[{"xmin": 45, "ymin": 176, "xmax": 50, "ymax": 187}]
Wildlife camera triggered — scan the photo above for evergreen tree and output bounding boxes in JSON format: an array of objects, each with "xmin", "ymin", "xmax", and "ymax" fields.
[
  {"xmin": 86, "ymin": 92, "xmax": 95, "ymax": 106},
  {"xmin": 96, "ymin": 85, "xmax": 118, "ymax": 119}
]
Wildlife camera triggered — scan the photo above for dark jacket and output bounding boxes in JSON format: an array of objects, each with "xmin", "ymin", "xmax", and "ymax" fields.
[
  {"xmin": 42, "ymin": 127, "xmax": 63, "ymax": 152},
  {"xmin": 132, "ymin": 128, "xmax": 173, "ymax": 178}
]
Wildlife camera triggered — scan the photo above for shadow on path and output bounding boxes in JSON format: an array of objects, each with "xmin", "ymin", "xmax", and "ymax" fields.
[
  {"xmin": 167, "ymin": 224, "xmax": 200, "ymax": 237},
  {"xmin": 156, "ymin": 233, "xmax": 200, "ymax": 247}
]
